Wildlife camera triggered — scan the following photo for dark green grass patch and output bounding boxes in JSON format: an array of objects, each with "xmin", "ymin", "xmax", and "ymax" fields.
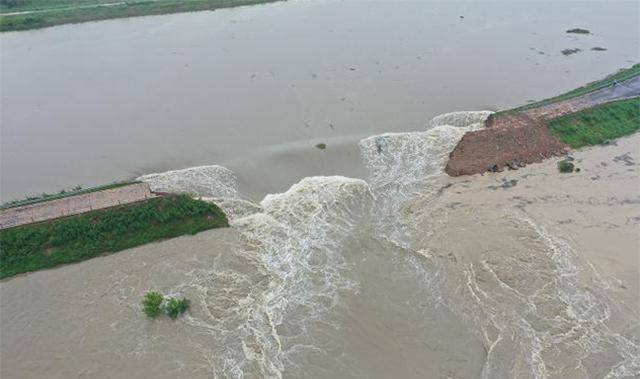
[
  {"xmin": 0, "ymin": 0, "xmax": 281, "ymax": 32},
  {"xmin": 549, "ymin": 97, "xmax": 640, "ymax": 149},
  {"xmin": 0, "ymin": 195, "xmax": 228, "ymax": 279}
]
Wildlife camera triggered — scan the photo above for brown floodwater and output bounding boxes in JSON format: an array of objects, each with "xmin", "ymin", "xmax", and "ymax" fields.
[
  {"xmin": 1, "ymin": 0, "xmax": 638, "ymax": 201},
  {"xmin": 1, "ymin": 2, "xmax": 639, "ymax": 379}
]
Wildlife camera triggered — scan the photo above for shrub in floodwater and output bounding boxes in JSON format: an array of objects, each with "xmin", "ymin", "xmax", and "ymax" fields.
[
  {"xmin": 315, "ymin": 143, "xmax": 327, "ymax": 150},
  {"xmin": 165, "ymin": 297, "xmax": 190, "ymax": 319},
  {"xmin": 557, "ymin": 160, "xmax": 575, "ymax": 173},
  {"xmin": 142, "ymin": 291, "xmax": 164, "ymax": 318}
]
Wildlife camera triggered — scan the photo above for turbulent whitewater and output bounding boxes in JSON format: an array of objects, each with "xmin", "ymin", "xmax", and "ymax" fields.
[
  {"xmin": 1, "ymin": 111, "xmax": 638, "ymax": 379},
  {"xmin": 129, "ymin": 111, "xmax": 640, "ymax": 378}
]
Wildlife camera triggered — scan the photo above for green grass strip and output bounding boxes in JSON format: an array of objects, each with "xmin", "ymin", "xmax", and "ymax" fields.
[
  {"xmin": 498, "ymin": 64, "xmax": 640, "ymax": 115},
  {"xmin": 548, "ymin": 97, "xmax": 640, "ymax": 149},
  {"xmin": 1, "ymin": 180, "xmax": 140, "ymax": 210},
  {"xmin": 0, "ymin": 0, "xmax": 282, "ymax": 32},
  {"xmin": 0, "ymin": 195, "xmax": 228, "ymax": 279}
]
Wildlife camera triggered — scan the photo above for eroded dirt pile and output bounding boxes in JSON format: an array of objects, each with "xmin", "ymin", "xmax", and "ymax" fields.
[
  {"xmin": 446, "ymin": 75, "xmax": 640, "ymax": 176},
  {"xmin": 445, "ymin": 120, "xmax": 568, "ymax": 176}
]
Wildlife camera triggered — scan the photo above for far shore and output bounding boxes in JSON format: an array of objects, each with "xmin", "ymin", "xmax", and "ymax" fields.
[{"xmin": 0, "ymin": 0, "xmax": 282, "ymax": 32}]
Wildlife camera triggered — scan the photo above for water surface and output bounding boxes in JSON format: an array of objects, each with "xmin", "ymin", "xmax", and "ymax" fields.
[{"xmin": 1, "ymin": 0, "xmax": 638, "ymax": 201}]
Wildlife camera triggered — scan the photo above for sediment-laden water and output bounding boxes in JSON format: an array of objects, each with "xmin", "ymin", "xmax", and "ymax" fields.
[
  {"xmin": 2, "ymin": 0, "xmax": 639, "ymax": 202},
  {"xmin": 1, "ymin": 1, "xmax": 639, "ymax": 378},
  {"xmin": 3, "ymin": 112, "xmax": 638, "ymax": 378}
]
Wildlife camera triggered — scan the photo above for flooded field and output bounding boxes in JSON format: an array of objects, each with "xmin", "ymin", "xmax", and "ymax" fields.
[{"xmin": 1, "ymin": 1, "xmax": 639, "ymax": 378}]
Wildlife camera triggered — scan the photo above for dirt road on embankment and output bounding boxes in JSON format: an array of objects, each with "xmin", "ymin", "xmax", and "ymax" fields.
[{"xmin": 445, "ymin": 75, "xmax": 640, "ymax": 176}]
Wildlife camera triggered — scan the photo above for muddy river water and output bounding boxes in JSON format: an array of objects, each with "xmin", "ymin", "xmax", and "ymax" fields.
[
  {"xmin": 1, "ymin": 1, "xmax": 639, "ymax": 379},
  {"xmin": 1, "ymin": 0, "xmax": 638, "ymax": 201}
]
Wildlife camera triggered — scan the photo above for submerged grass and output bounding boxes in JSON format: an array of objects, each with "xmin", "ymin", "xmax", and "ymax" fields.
[
  {"xmin": 498, "ymin": 64, "xmax": 640, "ymax": 115},
  {"xmin": 0, "ymin": 0, "xmax": 281, "ymax": 32},
  {"xmin": 0, "ymin": 195, "xmax": 228, "ymax": 279},
  {"xmin": 548, "ymin": 97, "xmax": 640, "ymax": 148}
]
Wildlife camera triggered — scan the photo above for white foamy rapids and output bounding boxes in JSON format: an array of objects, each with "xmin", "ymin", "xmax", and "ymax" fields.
[
  {"xmin": 455, "ymin": 213, "xmax": 640, "ymax": 379},
  {"xmin": 137, "ymin": 165, "xmax": 261, "ymax": 220},
  {"xmin": 426, "ymin": 110, "xmax": 493, "ymax": 129},
  {"xmin": 137, "ymin": 165, "xmax": 238, "ymax": 198},
  {"xmin": 359, "ymin": 111, "xmax": 490, "ymax": 245},
  {"xmin": 230, "ymin": 176, "xmax": 374, "ymax": 376}
]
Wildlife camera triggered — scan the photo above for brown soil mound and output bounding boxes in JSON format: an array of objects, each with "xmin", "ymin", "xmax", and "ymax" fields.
[
  {"xmin": 446, "ymin": 76, "xmax": 639, "ymax": 176},
  {"xmin": 445, "ymin": 120, "xmax": 568, "ymax": 176}
]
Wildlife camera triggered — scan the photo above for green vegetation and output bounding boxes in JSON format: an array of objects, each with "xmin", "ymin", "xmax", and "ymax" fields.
[
  {"xmin": 142, "ymin": 291, "xmax": 164, "ymax": 318},
  {"xmin": 566, "ymin": 28, "xmax": 590, "ymax": 34},
  {"xmin": 549, "ymin": 97, "xmax": 640, "ymax": 148},
  {"xmin": 141, "ymin": 291, "xmax": 190, "ymax": 319},
  {"xmin": 0, "ymin": 0, "xmax": 281, "ymax": 32},
  {"xmin": 1, "ymin": 181, "xmax": 139, "ymax": 210},
  {"xmin": 0, "ymin": 195, "xmax": 228, "ymax": 279},
  {"xmin": 315, "ymin": 143, "xmax": 327, "ymax": 150},
  {"xmin": 165, "ymin": 297, "xmax": 190, "ymax": 319},
  {"xmin": 557, "ymin": 159, "xmax": 575, "ymax": 173},
  {"xmin": 498, "ymin": 64, "xmax": 640, "ymax": 115}
]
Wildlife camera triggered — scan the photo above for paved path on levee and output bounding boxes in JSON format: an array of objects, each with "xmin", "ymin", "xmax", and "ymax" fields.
[
  {"xmin": 489, "ymin": 75, "xmax": 640, "ymax": 129},
  {"xmin": 0, "ymin": 183, "xmax": 155, "ymax": 230}
]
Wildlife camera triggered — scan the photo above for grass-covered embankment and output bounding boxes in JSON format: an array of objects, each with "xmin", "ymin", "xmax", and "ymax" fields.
[
  {"xmin": 0, "ymin": 195, "xmax": 227, "ymax": 279},
  {"xmin": 549, "ymin": 97, "xmax": 640, "ymax": 148},
  {"xmin": 498, "ymin": 64, "xmax": 640, "ymax": 115},
  {"xmin": 0, "ymin": 0, "xmax": 281, "ymax": 32}
]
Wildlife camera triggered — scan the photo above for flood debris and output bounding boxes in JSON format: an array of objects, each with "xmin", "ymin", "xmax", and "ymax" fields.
[
  {"xmin": 566, "ymin": 28, "xmax": 590, "ymax": 34},
  {"xmin": 591, "ymin": 46, "xmax": 607, "ymax": 51},
  {"xmin": 561, "ymin": 48, "xmax": 581, "ymax": 56}
]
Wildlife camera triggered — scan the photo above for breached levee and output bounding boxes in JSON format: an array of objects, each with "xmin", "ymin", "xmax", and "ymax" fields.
[
  {"xmin": 137, "ymin": 166, "xmax": 374, "ymax": 378},
  {"xmin": 138, "ymin": 165, "xmax": 263, "ymax": 219},
  {"xmin": 427, "ymin": 110, "xmax": 494, "ymax": 129},
  {"xmin": 76, "ymin": 109, "xmax": 636, "ymax": 378},
  {"xmin": 359, "ymin": 110, "xmax": 492, "ymax": 246}
]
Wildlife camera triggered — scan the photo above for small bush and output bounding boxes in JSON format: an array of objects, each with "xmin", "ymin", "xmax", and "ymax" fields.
[
  {"xmin": 142, "ymin": 291, "xmax": 164, "ymax": 318},
  {"xmin": 558, "ymin": 160, "xmax": 575, "ymax": 173},
  {"xmin": 165, "ymin": 297, "xmax": 190, "ymax": 319}
]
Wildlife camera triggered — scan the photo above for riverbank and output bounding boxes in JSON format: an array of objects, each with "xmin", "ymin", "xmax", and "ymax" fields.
[
  {"xmin": 446, "ymin": 65, "xmax": 640, "ymax": 176},
  {"xmin": 0, "ymin": 0, "xmax": 281, "ymax": 32},
  {"xmin": 0, "ymin": 194, "xmax": 227, "ymax": 279}
]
